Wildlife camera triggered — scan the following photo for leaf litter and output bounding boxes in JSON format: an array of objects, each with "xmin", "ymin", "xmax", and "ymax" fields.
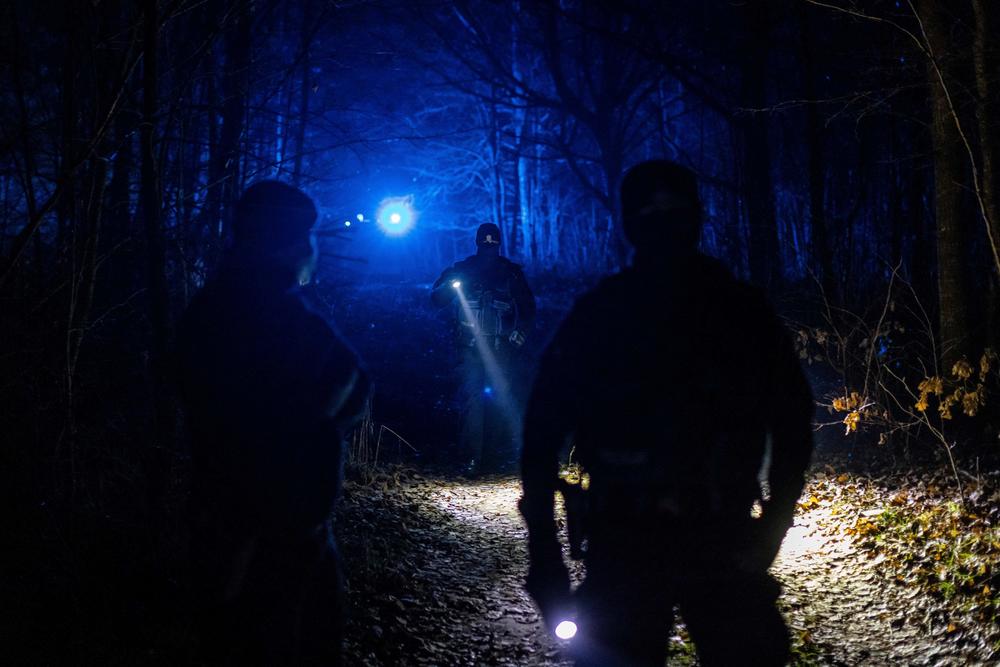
[{"xmin": 336, "ymin": 465, "xmax": 1000, "ymax": 665}]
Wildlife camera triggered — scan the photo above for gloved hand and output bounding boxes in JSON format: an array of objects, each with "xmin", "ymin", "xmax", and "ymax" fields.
[
  {"xmin": 733, "ymin": 516, "xmax": 788, "ymax": 574},
  {"xmin": 525, "ymin": 541, "xmax": 571, "ymax": 631},
  {"xmin": 509, "ymin": 330, "xmax": 526, "ymax": 347}
]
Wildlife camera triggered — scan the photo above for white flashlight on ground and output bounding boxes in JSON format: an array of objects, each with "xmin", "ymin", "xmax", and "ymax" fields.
[{"xmin": 554, "ymin": 619, "xmax": 578, "ymax": 640}]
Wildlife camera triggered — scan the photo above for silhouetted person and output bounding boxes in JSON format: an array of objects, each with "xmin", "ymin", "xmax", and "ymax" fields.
[
  {"xmin": 177, "ymin": 181, "xmax": 368, "ymax": 666},
  {"xmin": 431, "ymin": 223, "xmax": 536, "ymax": 473},
  {"xmin": 520, "ymin": 161, "xmax": 813, "ymax": 666}
]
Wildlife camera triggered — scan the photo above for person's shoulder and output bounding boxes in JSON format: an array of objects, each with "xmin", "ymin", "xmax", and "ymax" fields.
[
  {"xmin": 498, "ymin": 256, "xmax": 527, "ymax": 276},
  {"xmin": 696, "ymin": 255, "xmax": 766, "ymax": 303},
  {"xmin": 178, "ymin": 278, "xmax": 237, "ymax": 333},
  {"xmin": 562, "ymin": 271, "xmax": 630, "ymax": 320},
  {"xmin": 297, "ymin": 292, "xmax": 365, "ymax": 365},
  {"xmin": 453, "ymin": 255, "xmax": 478, "ymax": 271},
  {"xmin": 588, "ymin": 270, "xmax": 634, "ymax": 299},
  {"xmin": 695, "ymin": 257, "xmax": 780, "ymax": 336}
]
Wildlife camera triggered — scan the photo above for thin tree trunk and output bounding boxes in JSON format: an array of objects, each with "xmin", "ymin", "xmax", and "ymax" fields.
[
  {"xmin": 203, "ymin": 54, "xmax": 222, "ymax": 239},
  {"xmin": 65, "ymin": 157, "xmax": 107, "ymax": 494},
  {"xmin": 58, "ymin": 3, "xmax": 79, "ymax": 263},
  {"xmin": 971, "ymin": 0, "xmax": 1000, "ymax": 345},
  {"xmin": 292, "ymin": 0, "xmax": 313, "ymax": 186},
  {"xmin": 799, "ymin": 5, "xmax": 834, "ymax": 298},
  {"xmin": 141, "ymin": 0, "xmax": 173, "ymax": 523},
  {"xmin": 739, "ymin": 0, "xmax": 779, "ymax": 288},
  {"xmin": 888, "ymin": 115, "xmax": 905, "ymax": 271},
  {"xmin": 219, "ymin": 4, "xmax": 252, "ymax": 231},
  {"xmin": 918, "ymin": 0, "xmax": 971, "ymax": 364},
  {"xmin": 489, "ymin": 92, "xmax": 505, "ymax": 237}
]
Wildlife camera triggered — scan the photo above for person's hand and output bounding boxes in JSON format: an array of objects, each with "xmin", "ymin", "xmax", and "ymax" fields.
[
  {"xmin": 509, "ymin": 330, "xmax": 526, "ymax": 347},
  {"xmin": 733, "ymin": 517, "xmax": 786, "ymax": 574},
  {"xmin": 525, "ymin": 546, "xmax": 571, "ymax": 631}
]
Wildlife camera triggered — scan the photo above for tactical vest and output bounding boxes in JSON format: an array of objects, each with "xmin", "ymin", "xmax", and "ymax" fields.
[{"xmin": 458, "ymin": 287, "xmax": 516, "ymax": 348}]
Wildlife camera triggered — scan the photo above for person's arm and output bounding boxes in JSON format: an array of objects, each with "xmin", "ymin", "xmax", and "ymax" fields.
[
  {"xmin": 431, "ymin": 266, "xmax": 459, "ymax": 308},
  {"xmin": 520, "ymin": 305, "xmax": 588, "ymax": 626},
  {"xmin": 322, "ymin": 349, "xmax": 371, "ymax": 434},
  {"xmin": 509, "ymin": 265, "xmax": 536, "ymax": 338},
  {"xmin": 291, "ymin": 316, "xmax": 371, "ymax": 528},
  {"xmin": 757, "ymin": 307, "xmax": 814, "ymax": 564}
]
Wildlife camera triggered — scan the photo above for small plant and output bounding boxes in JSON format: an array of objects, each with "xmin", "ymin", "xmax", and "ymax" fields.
[
  {"xmin": 794, "ymin": 266, "xmax": 999, "ymax": 501},
  {"xmin": 913, "ymin": 353, "xmax": 995, "ymax": 420}
]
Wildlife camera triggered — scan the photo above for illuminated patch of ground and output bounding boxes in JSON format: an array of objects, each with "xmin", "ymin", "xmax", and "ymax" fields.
[
  {"xmin": 338, "ymin": 470, "xmax": 571, "ymax": 666},
  {"xmin": 338, "ymin": 468, "xmax": 998, "ymax": 665},
  {"xmin": 777, "ymin": 471, "xmax": 1000, "ymax": 665}
]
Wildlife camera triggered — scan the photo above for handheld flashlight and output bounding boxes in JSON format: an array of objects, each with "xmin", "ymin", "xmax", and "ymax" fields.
[
  {"xmin": 452, "ymin": 280, "xmax": 462, "ymax": 289},
  {"xmin": 555, "ymin": 620, "xmax": 577, "ymax": 640}
]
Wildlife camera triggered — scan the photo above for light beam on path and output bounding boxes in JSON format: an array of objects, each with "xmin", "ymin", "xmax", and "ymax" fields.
[{"xmin": 453, "ymin": 283, "xmax": 523, "ymax": 443}]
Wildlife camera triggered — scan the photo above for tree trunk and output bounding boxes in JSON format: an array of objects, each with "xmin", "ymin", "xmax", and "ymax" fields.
[
  {"xmin": 220, "ymin": 4, "xmax": 252, "ymax": 228},
  {"xmin": 918, "ymin": 0, "xmax": 971, "ymax": 364},
  {"xmin": 888, "ymin": 114, "xmax": 905, "ymax": 271},
  {"xmin": 739, "ymin": 0, "xmax": 779, "ymax": 289},
  {"xmin": 141, "ymin": 0, "xmax": 173, "ymax": 524},
  {"xmin": 292, "ymin": 0, "xmax": 313, "ymax": 186},
  {"xmin": 58, "ymin": 3, "xmax": 79, "ymax": 263},
  {"xmin": 799, "ymin": 5, "xmax": 834, "ymax": 298},
  {"xmin": 488, "ymin": 92, "xmax": 505, "ymax": 240},
  {"xmin": 971, "ymin": 0, "xmax": 1000, "ymax": 346},
  {"xmin": 201, "ymin": 1, "xmax": 250, "ymax": 252}
]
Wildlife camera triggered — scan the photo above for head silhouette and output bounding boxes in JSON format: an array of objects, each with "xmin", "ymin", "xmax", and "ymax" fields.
[
  {"xmin": 620, "ymin": 160, "xmax": 702, "ymax": 262},
  {"xmin": 476, "ymin": 222, "xmax": 501, "ymax": 256},
  {"xmin": 231, "ymin": 181, "xmax": 318, "ymax": 285}
]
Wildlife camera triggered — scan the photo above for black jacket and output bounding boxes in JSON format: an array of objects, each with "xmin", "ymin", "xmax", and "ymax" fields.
[
  {"xmin": 177, "ymin": 271, "xmax": 369, "ymax": 536},
  {"xmin": 431, "ymin": 252, "xmax": 536, "ymax": 342},
  {"xmin": 521, "ymin": 253, "xmax": 812, "ymax": 557}
]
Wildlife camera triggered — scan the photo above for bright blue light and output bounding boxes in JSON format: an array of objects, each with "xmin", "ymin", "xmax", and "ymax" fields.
[
  {"xmin": 483, "ymin": 386, "xmax": 493, "ymax": 396},
  {"xmin": 356, "ymin": 213, "xmax": 364, "ymax": 222},
  {"xmin": 344, "ymin": 220, "xmax": 352, "ymax": 227},
  {"xmin": 376, "ymin": 196, "xmax": 417, "ymax": 236}
]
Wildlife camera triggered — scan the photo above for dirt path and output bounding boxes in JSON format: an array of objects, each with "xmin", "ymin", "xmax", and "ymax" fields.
[{"xmin": 338, "ymin": 472, "xmax": 994, "ymax": 665}]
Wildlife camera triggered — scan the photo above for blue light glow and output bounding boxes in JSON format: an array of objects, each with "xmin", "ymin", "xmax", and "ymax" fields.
[
  {"xmin": 356, "ymin": 213, "xmax": 364, "ymax": 222},
  {"xmin": 344, "ymin": 220, "xmax": 352, "ymax": 227},
  {"xmin": 376, "ymin": 196, "xmax": 417, "ymax": 236},
  {"xmin": 483, "ymin": 385, "xmax": 493, "ymax": 396}
]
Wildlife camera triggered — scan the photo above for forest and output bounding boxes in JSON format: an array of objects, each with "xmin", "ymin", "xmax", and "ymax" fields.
[{"xmin": 4, "ymin": 0, "xmax": 1000, "ymax": 664}]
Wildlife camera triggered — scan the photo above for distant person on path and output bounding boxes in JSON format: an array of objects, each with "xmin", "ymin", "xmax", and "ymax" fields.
[
  {"xmin": 520, "ymin": 160, "xmax": 814, "ymax": 666},
  {"xmin": 431, "ymin": 222, "xmax": 536, "ymax": 474},
  {"xmin": 178, "ymin": 181, "xmax": 369, "ymax": 665}
]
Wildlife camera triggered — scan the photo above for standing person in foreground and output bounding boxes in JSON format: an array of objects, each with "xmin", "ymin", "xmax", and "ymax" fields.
[
  {"xmin": 431, "ymin": 222, "xmax": 536, "ymax": 474},
  {"xmin": 519, "ymin": 160, "xmax": 814, "ymax": 666},
  {"xmin": 177, "ymin": 181, "xmax": 369, "ymax": 665}
]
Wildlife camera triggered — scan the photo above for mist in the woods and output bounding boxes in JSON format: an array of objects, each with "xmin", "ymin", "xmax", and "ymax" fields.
[{"xmin": 5, "ymin": 0, "xmax": 1000, "ymax": 664}]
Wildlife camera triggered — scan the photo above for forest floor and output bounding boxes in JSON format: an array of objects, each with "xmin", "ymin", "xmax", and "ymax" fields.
[{"xmin": 337, "ymin": 464, "xmax": 1000, "ymax": 666}]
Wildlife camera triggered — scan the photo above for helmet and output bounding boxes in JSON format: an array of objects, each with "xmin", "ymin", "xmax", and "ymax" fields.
[{"xmin": 620, "ymin": 160, "xmax": 701, "ymax": 251}]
